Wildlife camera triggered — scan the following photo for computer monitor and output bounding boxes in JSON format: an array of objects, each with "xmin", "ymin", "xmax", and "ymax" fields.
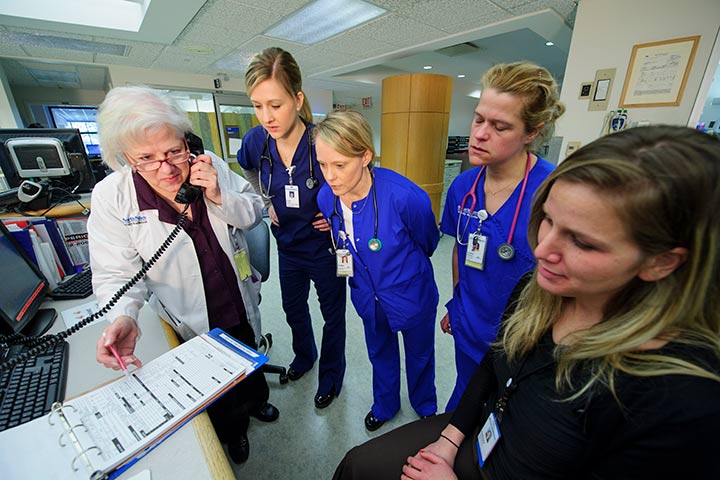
[
  {"xmin": 0, "ymin": 128, "xmax": 96, "ymax": 193},
  {"xmin": 6, "ymin": 137, "xmax": 72, "ymax": 179},
  {"xmin": 0, "ymin": 221, "xmax": 55, "ymax": 336}
]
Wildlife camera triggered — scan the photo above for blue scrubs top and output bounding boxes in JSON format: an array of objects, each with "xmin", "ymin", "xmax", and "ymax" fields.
[
  {"xmin": 439, "ymin": 158, "xmax": 554, "ymax": 361},
  {"xmin": 238, "ymin": 124, "xmax": 332, "ymax": 256},
  {"xmin": 317, "ymin": 168, "xmax": 439, "ymax": 332}
]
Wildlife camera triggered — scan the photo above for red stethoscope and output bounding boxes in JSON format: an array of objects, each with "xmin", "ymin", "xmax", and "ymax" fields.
[{"xmin": 455, "ymin": 151, "xmax": 532, "ymax": 261}]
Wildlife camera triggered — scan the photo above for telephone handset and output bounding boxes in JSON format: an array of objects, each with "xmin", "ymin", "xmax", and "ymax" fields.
[
  {"xmin": 174, "ymin": 132, "xmax": 204, "ymax": 204},
  {"xmin": 0, "ymin": 134, "xmax": 207, "ymax": 370}
]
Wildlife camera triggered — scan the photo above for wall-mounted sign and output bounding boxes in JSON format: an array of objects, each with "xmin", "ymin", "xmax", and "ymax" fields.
[{"xmin": 361, "ymin": 96, "xmax": 373, "ymax": 108}]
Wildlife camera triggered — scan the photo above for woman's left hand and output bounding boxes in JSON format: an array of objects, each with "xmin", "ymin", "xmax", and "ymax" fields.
[
  {"xmin": 190, "ymin": 154, "xmax": 221, "ymax": 205},
  {"xmin": 401, "ymin": 450, "xmax": 457, "ymax": 480},
  {"xmin": 312, "ymin": 212, "xmax": 330, "ymax": 232}
]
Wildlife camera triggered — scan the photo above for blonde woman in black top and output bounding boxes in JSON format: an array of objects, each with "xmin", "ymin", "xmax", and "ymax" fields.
[{"xmin": 333, "ymin": 125, "xmax": 720, "ymax": 480}]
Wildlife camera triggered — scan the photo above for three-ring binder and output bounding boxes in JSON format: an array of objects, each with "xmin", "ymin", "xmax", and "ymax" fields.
[{"xmin": 50, "ymin": 402, "xmax": 104, "ymax": 478}]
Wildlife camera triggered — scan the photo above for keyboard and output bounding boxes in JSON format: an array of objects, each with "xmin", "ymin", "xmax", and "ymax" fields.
[
  {"xmin": 49, "ymin": 267, "xmax": 93, "ymax": 299},
  {"xmin": 0, "ymin": 341, "xmax": 69, "ymax": 431}
]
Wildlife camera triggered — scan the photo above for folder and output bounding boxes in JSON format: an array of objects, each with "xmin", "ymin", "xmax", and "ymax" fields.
[
  {"xmin": 0, "ymin": 328, "xmax": 267, "ymax": 480},
  {"xmin": 31, "ymin": 218, "xmax": 76, "ymax": 275}
]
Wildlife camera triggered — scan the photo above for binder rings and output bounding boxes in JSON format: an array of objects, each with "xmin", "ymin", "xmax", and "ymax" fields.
[{"xmin": 0, "ymin": 328, "xmax": 267, "ymax": 480}]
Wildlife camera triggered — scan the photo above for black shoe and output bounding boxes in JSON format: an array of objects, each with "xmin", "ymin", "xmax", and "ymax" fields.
[
  {"xmin": 364, "ymin": 410, "xmax": 385, "ymax": 432},
  {"xmin": 227, "ymin": 433, "xmax": 249, "ymax": 464},
  {"xmin": 314, "ymin": 387, "xmax": 336, "ymax": 409},
  {"xmin": 250, "ymin": 401, "xmax": 279, "ymax": 422},
  {"xmin": 287, "ymin": 367, "xmax": 305, "ymax": 381}
]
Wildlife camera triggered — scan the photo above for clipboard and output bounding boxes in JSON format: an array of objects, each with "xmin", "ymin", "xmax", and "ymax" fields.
[{"xmin": 0, "ymin": 328, "xmax": 267, "ymax": 480}]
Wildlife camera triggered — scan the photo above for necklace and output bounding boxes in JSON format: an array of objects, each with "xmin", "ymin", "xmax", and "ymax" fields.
[
  {"xmin": 345, "ymin": 192, "xmax": 371, "ymax": 214},
  {"xmin": 485, "ymin": 178, "xmax": 519, "ymax": 196}
]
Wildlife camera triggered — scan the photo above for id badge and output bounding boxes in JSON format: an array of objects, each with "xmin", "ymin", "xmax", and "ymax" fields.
[
  {"xmin": 465, "ymin": 233, "xmax": 487, "ymax": 270},
  {"xmin": 234, "ymin": 249, "xmax": 252, "ymax": 280},
  {"xmin": 285, "ymin": 184, "xmax": 300, "ymax": 208},
  {"xmin": 336, "ymin": 248, "xmax": 354, "ymax": 277},
  {"xmin": 476, "ymin": 412, "xmax": 501, "ymax": 467}
]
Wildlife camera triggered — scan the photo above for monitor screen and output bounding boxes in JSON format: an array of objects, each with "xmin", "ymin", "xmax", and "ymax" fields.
[
  {"xmin": 6, "ymin": 137, "xmax": 72, "ymax": 178},
  {"xmin": 0, "ymin": 128, "xmax": 96, "ymax": 193},
  {"xmin": 0, "ymin": 221, "xmax": 50, "ymax": 335}
]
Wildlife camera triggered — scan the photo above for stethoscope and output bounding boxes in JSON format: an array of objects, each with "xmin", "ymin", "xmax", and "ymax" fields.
[
  {"xmin": 455, "ymin": 151, "xmax": 532, "ymax": 261},
  {"xmin": 257, "ymin": 125, "xmax": 319, "ymax": 198},
  {"xmin": 329, "ymin": 168, "xmax": 382, "ymax": 253}
]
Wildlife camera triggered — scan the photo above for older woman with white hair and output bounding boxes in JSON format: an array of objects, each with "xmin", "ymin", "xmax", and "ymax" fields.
[{"xmin": 88, "ymin": 85, "xmax": 277, "ymax": 464}]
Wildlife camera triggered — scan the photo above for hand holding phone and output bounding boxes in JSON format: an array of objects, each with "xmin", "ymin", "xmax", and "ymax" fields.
[{"xmin": 174, "ymin": 132, "xmax": 204, "ymax": 204}]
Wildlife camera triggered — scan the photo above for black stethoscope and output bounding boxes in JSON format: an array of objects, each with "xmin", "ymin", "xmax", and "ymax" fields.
[
  {"xmin": 329, "ymin": 168, "xmax": 382, "ymax": 253},
  {"xmin": 455, "ymin": 151, "xmax": 531, "ymax": 261},
  {"xmin": 257, "ymin": 125, "xmax": 319, "ymax": 198}
]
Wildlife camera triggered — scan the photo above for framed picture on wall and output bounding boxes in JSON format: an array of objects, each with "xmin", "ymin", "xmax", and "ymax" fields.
[{"xmin": 619, "ymin": 35, "xmax": 700, "ymax": 108}]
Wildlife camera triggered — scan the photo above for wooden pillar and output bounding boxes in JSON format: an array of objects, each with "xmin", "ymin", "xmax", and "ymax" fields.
[{"xmin": 381, "ymin": 73, "xmax": 452, "ymax": 221}]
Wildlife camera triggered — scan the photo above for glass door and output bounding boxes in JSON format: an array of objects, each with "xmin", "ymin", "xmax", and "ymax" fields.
[{"xmin": 213, "ymin": 93, "xmax": 256, "ymax": 166}]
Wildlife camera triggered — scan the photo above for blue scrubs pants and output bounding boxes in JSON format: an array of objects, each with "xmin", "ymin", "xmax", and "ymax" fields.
[
  {"xmin": 445, "ymin": 346, "xmax": 479, "ymax": 412},
  {"xmin": 362, "ymin": 300, "xmax": 437, "ymax": 420},
  {"xmin": 278, "ymin": 249, "xmax": 346, "ymax": 396}
]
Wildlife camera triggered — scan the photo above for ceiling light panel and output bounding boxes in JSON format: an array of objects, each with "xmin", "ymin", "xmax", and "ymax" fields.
[
  {"xmin": 264, "ymin": 0, "xmax": 386, "ymax": 45},
  {"xmin": 0, "ymin": 0, "xmax": 147, "ymax": 32},
  {"xmin": 0, "ymin": 31, "xmax": 129, "ymax": 56}
]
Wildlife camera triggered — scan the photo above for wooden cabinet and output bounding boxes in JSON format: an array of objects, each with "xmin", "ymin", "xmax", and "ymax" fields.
[{"xmin": 381, "ymin": 74, "xmax": 453, "ymax": 221}]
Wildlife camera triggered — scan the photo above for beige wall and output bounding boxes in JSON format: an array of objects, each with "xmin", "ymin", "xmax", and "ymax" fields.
[{"xmin": 556, "ymin": 0, "xmax": 720, "ymax": 157}]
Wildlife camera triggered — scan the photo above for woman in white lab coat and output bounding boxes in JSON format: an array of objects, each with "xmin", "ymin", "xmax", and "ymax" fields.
[{"xmin": 88, "ymin": 85, "xmax": 277, "ymax": 464}]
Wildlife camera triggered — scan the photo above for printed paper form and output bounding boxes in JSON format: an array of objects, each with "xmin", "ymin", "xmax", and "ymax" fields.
[
  {"xmin": 70, "ymin": 335, "xmax": 252, "ymax": 473},
  {"xmin": 0, "ymin": 333, "xmax": 253, "ymax": 480}
]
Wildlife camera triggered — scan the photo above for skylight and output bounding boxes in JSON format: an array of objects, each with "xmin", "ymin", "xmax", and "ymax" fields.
[{"xmin": 0, "ymin": 0, "xmax": 149, "ymax": 32}]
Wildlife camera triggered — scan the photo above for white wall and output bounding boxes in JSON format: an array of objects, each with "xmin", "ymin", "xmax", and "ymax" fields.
[
  {"xmin": 0, "ymin": 64, "xmax": 23, "ymax": 128},
  {"xmin": 556, "ymin": 0, "xmax": 720, "ymax": 157}
]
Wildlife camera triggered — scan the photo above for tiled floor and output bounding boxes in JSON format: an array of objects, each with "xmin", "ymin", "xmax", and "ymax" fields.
[{"xmin": 231, "ymin": 223, "xmax": 457, "ymax": 479}]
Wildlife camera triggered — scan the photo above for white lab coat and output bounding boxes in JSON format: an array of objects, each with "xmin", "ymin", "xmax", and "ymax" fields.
[{"xmin": 87, "ymin": 152, "xmax": 265, "ymax": 341}]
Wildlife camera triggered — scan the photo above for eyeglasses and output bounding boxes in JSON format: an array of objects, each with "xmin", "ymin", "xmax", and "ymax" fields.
[{"xmin": 127, "ymin": 148, "xmax": 190, "ymax": 172}]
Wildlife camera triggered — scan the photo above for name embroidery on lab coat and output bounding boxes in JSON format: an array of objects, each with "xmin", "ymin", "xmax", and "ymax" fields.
[{"xmin": 121, "ymin": 215, "xmax": 148, "ymax": 226}]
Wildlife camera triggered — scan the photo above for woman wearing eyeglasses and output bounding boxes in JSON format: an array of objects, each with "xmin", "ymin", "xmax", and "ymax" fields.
[
  {"xmin": 238, "ymin": 47, "xmax": 347, "ymax": 410},
  {"xmin": 88, "ymin": 86, "xmax": 278, "ymax": 465}
]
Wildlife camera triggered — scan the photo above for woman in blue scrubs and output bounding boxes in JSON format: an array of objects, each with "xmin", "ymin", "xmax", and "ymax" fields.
[
  {"xmin": 238, "ymin": 47, "xmax": 346, "ymax": 409},
  {"xmin": 315, "ymin": 111, "xmax": 439, "ymax": 431},
  {"xmin": 440, "ymin": 62, "xmax": 566, "ymax": 411}
]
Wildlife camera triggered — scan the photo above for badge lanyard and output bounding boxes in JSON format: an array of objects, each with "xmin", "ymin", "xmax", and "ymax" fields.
[
  {"xmin": 456, "ymin": 151, "xmax": 532, "ymax": 261},
  {"xmin": 256, "ymin": 125, "xmax": 319, "ymax": 199},
  {"xmin": 477, "ymin": 352, "xmax": 553, "ymax": 467},
  {"xmin": 329, "ymin": 169, "xmax": 381, "ymax": 253}
]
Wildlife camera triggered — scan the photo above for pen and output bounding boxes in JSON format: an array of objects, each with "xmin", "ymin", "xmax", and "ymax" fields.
[{"xmin": 108, "ymin": 343, "xmax": 130, "ymax": 377}]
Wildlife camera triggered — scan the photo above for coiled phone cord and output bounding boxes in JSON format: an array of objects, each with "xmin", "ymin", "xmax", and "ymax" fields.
[{"xmin": 0, "ymin": 206, "xmax": 190, "ymax": 372}]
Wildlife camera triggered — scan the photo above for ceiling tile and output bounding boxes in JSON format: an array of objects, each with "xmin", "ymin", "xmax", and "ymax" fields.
[
  {"xmin": 20, "ymin": 46, "xmax": 94, "ymax": 63},
  {"xmin": 372, "ymin": 0, "xmax": 502, "ymax": 29},
  {"xmin": 353, "ymin": 13, "xmax": 447, "ymax": 48},
  {"xmin": 442, "ymin": 11, "xmax": 513, "ymax": 35},
  {"xmin": 192, "ymin": 0, "xmax": 279, "ymax": 33},
  {"xmin": 176, "ymin": 21, "xmax": 255, "ymax": 48}
]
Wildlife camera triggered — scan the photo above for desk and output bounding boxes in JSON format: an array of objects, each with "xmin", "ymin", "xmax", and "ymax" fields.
[
  {"xmin": 48, "ymin": 297, "xmax": 234, "ymax": 480},
  {"xmin": 21, "ymin": 193, "xmax": 92, "ymax": 218}
]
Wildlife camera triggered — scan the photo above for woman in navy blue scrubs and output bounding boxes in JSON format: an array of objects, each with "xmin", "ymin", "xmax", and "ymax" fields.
[
  {"xmin": 315, "ymin": 111, "xmax": 439, "ymax": 431},
  {"xmin": 238, "ymin": 47, "xmax": 346, "ymax": 409}
]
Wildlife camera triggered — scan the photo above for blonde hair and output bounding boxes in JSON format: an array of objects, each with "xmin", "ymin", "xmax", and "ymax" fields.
[
  {"xmin": 245, "ymin": 47, "xmax": 312, "ymax": 124},
  {"xmin": 313, "ymin": 111, "xmax": 375, "ymax": 158},
  {"xmin": 502, "ymin": 125, "xmax": 720, "ymax": 399},
  {"xmin": 482, "ymin": 62, "xmax": 565, "ymax": 149}
]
